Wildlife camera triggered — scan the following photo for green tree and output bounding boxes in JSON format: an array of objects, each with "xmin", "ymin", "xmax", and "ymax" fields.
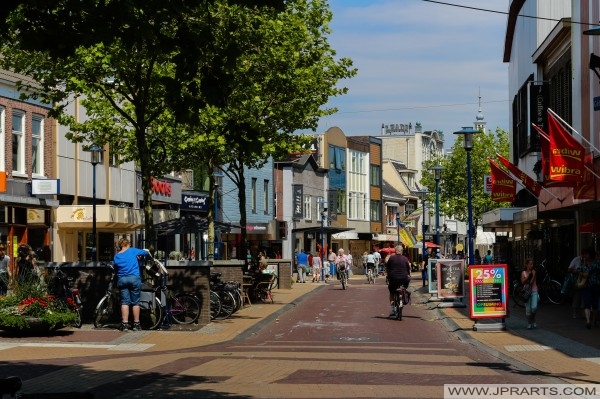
[
  {"xmin": 421, "ymin": 127, "xmax": 510, "ymax": 233},
  {"xmin": 0, "ymin": 0, "xmax": 292, "ymax": 250},
  {"xmin": 179, "ymin": 0, "xmax": 356, "ymax": 257}
]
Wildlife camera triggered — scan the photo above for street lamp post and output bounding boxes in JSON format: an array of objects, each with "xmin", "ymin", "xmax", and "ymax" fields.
[
  {"xmin": 321, "ymin": 206, "xmax": 327, "ymax": 283},
  {"xmin": 418, "ymin": 189, "xmax": 428, "ymax": 263},
  {"xmin": 453, "ymin": 127, "xmax": 480, "ymax": 266},
  {"xmin": 395, "ymin": 212, "xmax": 401, "ymax": 247},
  {"xmin": 85, "ymin": 145, "xmax": 104, "ymax": 262},
  {"xmin": 431, "ymin": 165, "xmax": 443, "ymax": 247}
]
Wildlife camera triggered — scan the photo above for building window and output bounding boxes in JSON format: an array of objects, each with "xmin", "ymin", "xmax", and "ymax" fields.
[
  {"xmin": 386, "ymin": 207, "xmax": 399, "ymax": 227},
  {"xmin": 370, "ymin": 164, "xmax": 381, "ymax": 186},
  {"xmin": 263, "ymin": 179, "xmax": 269, "ymax": 215},
  {"xmin": 303, "ymin": 195, "xmax": 312, "ymax": 220},
  {"xmin": 348, "ymin": 149, "xmax": 367, "ymax": 220},
  {"xmin": 12, "ymin": 111, "xmax": 25, "ymax": 174},
  {"xmin": 370, "ymin": 200, "xmax": 381, "ymax": 222},
  {"xmin": 31, "ymin": 115, "xmax": 43, "ymax": 175},
  {"xmin": 251, "ymin": 178, "xmax": 257, "ymax": 213},
  {"xmin": 317, "ymin": 196, "xmax": 324, "ymax": 221}
]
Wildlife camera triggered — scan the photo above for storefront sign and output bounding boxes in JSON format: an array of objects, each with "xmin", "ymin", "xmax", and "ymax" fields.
[
  {"xmin": 27, "ymin": 209, "xmax": 45, "ymax": 224},
  {"xmin": 181, "ymin": 193, "xmax": 209, "ymax": 211},
  {"xmin": 293, "ymin": 185, "xmax": 303, "ymax": 219},
  {"xmin": 247, "ymin": 223, "xmax": 268, "ymax": 233},
  {"xmin": 436, "ymin": 260, "xmax": 464, "ymax": 299},
  {"xmin": 151, "ymin": 177, "xmax": 172, "ymax": 196},
  {"xmin": 469, "ymin": 264, "xmax": 508, "ymax": 319},
  {"xmin": 32, "ymin": 179, "xmax": 60, "ymax": 195}
]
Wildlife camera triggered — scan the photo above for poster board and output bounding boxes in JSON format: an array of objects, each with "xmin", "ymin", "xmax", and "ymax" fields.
[
  {"xmin": 469, "ymin": 264, "xmax": 508, "ymax": 319},
  {"xmin": 427, "ymin": 259, "xmax": 438, "ymax": 294},
  {"xmin": 436, "ymin": 260, "xmax": 465, "ymax": 299}
]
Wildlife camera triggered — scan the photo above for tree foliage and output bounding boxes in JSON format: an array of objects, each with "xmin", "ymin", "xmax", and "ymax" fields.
[{"xmin": 421, "ymin": 127, "xmax": 510, "ymax": 230}]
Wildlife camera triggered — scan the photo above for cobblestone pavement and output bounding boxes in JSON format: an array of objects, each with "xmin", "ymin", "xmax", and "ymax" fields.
[{"xmin": 0, "ymin": 275, "xmax": 597, "ymax": 398}]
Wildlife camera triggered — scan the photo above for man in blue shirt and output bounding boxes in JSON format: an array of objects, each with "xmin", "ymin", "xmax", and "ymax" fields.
[
  {"xmin": 296, "ymin": 250, "xmax": 309, "ymax": 283},
  {"xmin": 114, "ymin": 237, "xmax": 149, "ymax": 331}
]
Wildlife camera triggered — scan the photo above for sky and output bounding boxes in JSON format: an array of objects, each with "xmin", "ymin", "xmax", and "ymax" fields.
[{"xmin": 312, "ymin": 0, "xmax": 510, "ymax": 150}]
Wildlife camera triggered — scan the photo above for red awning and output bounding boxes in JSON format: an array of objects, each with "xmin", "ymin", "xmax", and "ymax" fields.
[{"xmin": 425, "ymin": 242, "xmax": 441, "ymax": 248}]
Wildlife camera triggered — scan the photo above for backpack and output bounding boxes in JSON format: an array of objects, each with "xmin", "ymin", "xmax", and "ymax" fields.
[{"xmin": 338, "ymin": 257, "xmax": 346, "ymax": 270}]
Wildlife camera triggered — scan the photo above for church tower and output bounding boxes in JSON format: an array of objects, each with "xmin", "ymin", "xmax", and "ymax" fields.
[{"xmin": 474, "ymin": 90, "xmax": 487, "ymax": 133}]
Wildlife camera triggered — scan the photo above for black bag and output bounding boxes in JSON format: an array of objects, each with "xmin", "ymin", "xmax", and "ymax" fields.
[{"xmin": 519, "ymin": 284, "xmax": 532, "ymax": 301}]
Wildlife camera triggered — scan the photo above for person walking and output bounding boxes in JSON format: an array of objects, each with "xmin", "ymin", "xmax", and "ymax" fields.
[
  {"xmin": 366, "ymin": 251, "xmax": 375, "ymax": 279},
  {"xmin": 0, "ymin": 245, "xmax": 9, "ymax": 295},
  {"xmin": 311, "ymin": 251, "xmax": 322, "ymax": 283},
  {"xmin": 327, "ymin": 249, "xmax": 337, "ymax": 279},
  {"xmin": 362, "ymin": 251, "xmax": 368, "ymax": 275},
  {"xmin": 568, "ymin": 248, "xmax": 592, "ymax": 319},
  {"xmin": 113, "ymin": 237, "xmax": 150, "ymax": 332},
  {"xmin": 373, "ymin": 250, "xmax": 382, "ymax": 274},
  {"xmin": 483, "ymin": 250, "xmax": 493, "ymax": 264},
  {"xmin": 521, "ymin": 259, "xmax": 538, "ymax": 329},
  {"xmin": 579, "ymin": 248, "xmax": 598, "ymax": 329},
  {"xmin": 296, "ymin": 250, "xmax": 309, "ymax": 283}
]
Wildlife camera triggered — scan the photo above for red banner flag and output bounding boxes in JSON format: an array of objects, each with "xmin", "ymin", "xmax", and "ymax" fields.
[
  {"xmin": 532, "ymin": 123, "xmax": 578, "ymax": 188},
  {"xmin": 488, "ymin": 158, "xmax": 516, "ymax": 203},
  {"xmin": 495, "ymin": 154, "xmax": 541, "ymax": 197},
  {"xmin": 546, "ymin": 112, "xmax": 585, "ymax": 183},
  {"xmin": 574, "ymin": 153, "xmax": 596, "ymax": 200}
]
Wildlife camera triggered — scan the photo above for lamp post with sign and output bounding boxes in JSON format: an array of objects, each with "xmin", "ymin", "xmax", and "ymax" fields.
[
  {"xmin": 454, "ymin": 127, "xmax": 480, "ymax": 266},
  {"xmin": 85, "ymin": 145, "xmax": 104, "ymax": 262},
  {"xmin": 417, "ymin": 189, "xmax": 428, "ymax": 262},
  {"xmin": 431, "ymin": 165, "xmax": 443, "ymax": 247},
  {"xmin": 395, "ymin": 212, "xmax": 401, "ymax": 247}
]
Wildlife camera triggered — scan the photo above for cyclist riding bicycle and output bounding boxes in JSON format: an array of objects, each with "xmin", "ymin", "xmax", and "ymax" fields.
[
  {"xmin": 386, "ymin": 245, "xmax": 411, "ymax": 317},
  {"xmin": 366, "ymin": 250, "xmax": 376, "ymax": 277},
  {"xmin": 335, "ymin": 249, "xmax": 350, "ymax": 282}
]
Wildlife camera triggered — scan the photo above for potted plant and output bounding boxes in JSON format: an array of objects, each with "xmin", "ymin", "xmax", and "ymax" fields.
[{"xmin": 0, "ymin": 276, "xmax": 79, "ymax": 332}]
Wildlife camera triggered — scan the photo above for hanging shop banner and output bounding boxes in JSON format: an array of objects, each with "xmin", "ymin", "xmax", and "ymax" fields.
[
  {"xmin": 469, "ymin": 264, "xmax": 508, "ymax": 319},
  {"xmin": 427, "ymin": 259, "xmax": 439, "ymax": 294},
  {"xmin": 436, "ymin": 260, "xmax": 465, "ymax": 299},
  {"xmin": 293, "ymin": 185, "xmax": 303, "ymax": 219}
]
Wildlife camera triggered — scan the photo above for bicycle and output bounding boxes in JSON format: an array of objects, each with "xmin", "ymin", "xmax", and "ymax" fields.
[
  {"xmin": 366, "ymin": 267, "xmax": 375, "ymax": 284},
  {"xmin": 47, "ymin": 265, "xmax": 83, "ymax": 328},
  {"xmin": 512, "ymin": 259, "xmax": 564, "ymax": 307},
  {"xmin": 338, "ymin": 267, "xmax": 347, "ymax": 290},
  {"xmin": 390, "ymin": 284, "xmax": 410, "ymax": 320}
]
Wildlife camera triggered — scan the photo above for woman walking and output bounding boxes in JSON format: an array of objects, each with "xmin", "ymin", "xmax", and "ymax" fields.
[
  {"xmin": 312, "ymin": 251, "xmax": 322, "ymax": 283},
  {"xmin": 521, "ymin": 259, "xmax": 538, "ymax": 329}
]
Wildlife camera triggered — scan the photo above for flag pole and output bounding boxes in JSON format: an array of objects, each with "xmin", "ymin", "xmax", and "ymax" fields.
[{"xmin": 547, "ymin": 108, "xmax": 600, "ymax": 155}]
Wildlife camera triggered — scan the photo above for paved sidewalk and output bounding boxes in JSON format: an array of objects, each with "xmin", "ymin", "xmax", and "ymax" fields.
[
  {"xmin": 414, "ymin": 279, "xmax": 600, "ymax": 385},
  {"xmin": 3, "ymin": 274, "xmax": 600, "ymax": 391}
]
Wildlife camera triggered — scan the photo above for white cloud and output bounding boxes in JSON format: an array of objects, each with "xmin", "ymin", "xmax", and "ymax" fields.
[{"xmin": 313, "ymin": 0, "xmax": 511, "ymax": 148}]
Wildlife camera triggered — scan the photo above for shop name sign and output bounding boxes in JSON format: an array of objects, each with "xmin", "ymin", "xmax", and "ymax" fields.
[
  {"xmin": 247, "ymin": 224, "xmax": 268, "ymax": 232},
  {"xmin": 181, "ymin": 194, "xmax": 209, "ymax": 211},
  {"xmin": 151, "ymin": 177, "xmax": 172, "ymax": 196},
  {"xmin": 383, "ymin": 123, "xmax": 411, "ymax": 135},
  {"xmin": 32, "ymin": 179, "xmax": 60, "ymax": 195}
]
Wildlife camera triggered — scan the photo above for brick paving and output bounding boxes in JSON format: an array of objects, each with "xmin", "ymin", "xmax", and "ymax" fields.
[{"xmin": 0, "ymin": 275, "xmax": 598, "ymax": 398}]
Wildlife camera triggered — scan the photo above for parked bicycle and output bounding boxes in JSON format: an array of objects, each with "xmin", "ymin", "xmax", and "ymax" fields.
[
  {"xmin": 512, "ymin": 259, "xmax": 563, "ymax": 307},
  {"xmin": 209, "ymin": 273, "xmax": 241, "ymax": 320},
  {"xmin": 93, "ymin": 255, "xmax": 200, "ymax": 329},
  {"xmin": 47, "ymin": 265, "xmax": 83, "ymax": 328}
]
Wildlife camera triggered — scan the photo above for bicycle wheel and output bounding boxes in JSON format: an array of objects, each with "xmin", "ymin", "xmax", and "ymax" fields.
[
  {"xmin": 210, "ymin": 291, "xmax": 221, "ymax": 320},
  {"xmin": 170, "ymin": 294, "xmax": 200, "ymax": 324},
  {"xmin": 73, "ymin": 308, "xmax": 83, "ymax": 328},
  {"xmin": 544, "ymin": 279, "xmax": 565, "ymax": 305},
  {"xmin": 512, "ymin": 281, "xmax": 526, "ymax": 308},
  {"xmin": 93, "ymin": 295, "xmax": 114, "ymax": 328},
  {"xmin": 214, "ymin": 290, "xmax": 235, "ymax": 320},
  {"xmin": 139, "ymin": 297, "xmax": 164, "ymax": 330},
  {"xmin": 396, "ymin": 294, "xmax": 403, "ymax": 321},
  {"xmin": 232, "ymin": 289, "xmax": 243, "ymax": 313}
]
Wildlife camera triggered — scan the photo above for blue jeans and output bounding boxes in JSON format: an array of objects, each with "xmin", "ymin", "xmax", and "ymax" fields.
[
  {"xmin": 118, "ymin": 274, "xmax": 141, "ymax": 306},
  {"xmin": 525, "ymin": 291, "xmax": 538, "ymax": 316}
]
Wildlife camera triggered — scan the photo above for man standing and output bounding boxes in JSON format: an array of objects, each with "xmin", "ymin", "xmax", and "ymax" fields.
[
  {"xmin": 296, "ymin": 250, "xmax": 309, "ymax": 283},
  {"xmin": 327, "ymin": 249, "xmax": 337, "ymax": 279},
  {"xmin": 386, "ymin": 245, "xmax": 411, "ymax": 317}
]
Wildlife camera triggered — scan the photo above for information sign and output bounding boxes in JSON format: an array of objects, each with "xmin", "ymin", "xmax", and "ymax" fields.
[
  {"xmin": 427, "ymin": 259, "xmax": 438, "ymax": 294},
  {"xmin": 469, "ymin": 264, "xmax": 508, "ymax": 319},
  {"xmin": 436, "ymin": 260, "xmax": 465, "ymax": 299}
]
